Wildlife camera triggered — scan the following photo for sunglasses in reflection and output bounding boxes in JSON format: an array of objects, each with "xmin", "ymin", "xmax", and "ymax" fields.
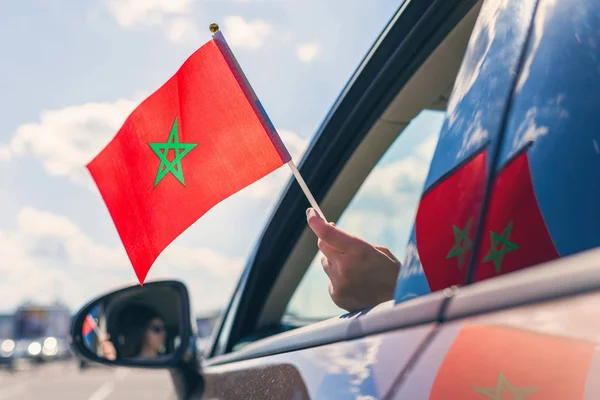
[{"xmin": 148, "ymin": 324, "xmax": 166, "ymax": 334}]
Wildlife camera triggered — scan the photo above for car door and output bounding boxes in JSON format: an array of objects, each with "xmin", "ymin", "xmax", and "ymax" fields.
[
  {"xmin": 391, "ymin": 254, "xmax": 600, "ymax": 399},
  {"xmin": 193, "ymin": 1, "xmax": 487, "ymax": 399},
  {"xmin": 392, "ymin": 0, "xmax": 600, "ymax": 398}
]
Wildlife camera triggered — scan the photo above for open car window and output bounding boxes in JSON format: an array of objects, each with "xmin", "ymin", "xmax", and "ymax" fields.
[{"xmin": 285, "ymin": 110, "xmax": 445, "ymax": 323}]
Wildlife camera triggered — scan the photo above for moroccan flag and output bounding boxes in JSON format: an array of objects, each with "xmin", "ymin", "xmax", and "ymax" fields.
[
  {"xmin": 429, "ymin": 324, "xmax": 595, "ymax": 399},
  {"xmin": 473, "ymin": 143, "xmax": 559, "ymax": 281},
  {"xmin": 87, "ymin": 32, "xmax": 291, "ymax": 284},
  {"xmin": 415, "ymin": 145, "xmax": 488, "ymax": 292}
]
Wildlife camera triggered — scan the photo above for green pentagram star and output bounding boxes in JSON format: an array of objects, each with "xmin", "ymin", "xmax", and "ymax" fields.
[
  {"xmin": 446, "ymin": 218, "xmax": 473, "ymax": 269},
  {"xmin": 149, "ymin": 117, "xmax": 197, "ymax": 187},
  {"xmin": 473, "ymin": 372, "xmax": 538, "ymax": 400},
  {"xmin": 482, "ymin": 221, "xmax": 519, "ymax": 273}
]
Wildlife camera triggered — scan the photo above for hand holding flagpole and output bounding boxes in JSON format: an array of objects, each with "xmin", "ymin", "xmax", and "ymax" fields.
[{"xmin": 86, "ymin": 315, "xmax": 117, "ymax": 360}]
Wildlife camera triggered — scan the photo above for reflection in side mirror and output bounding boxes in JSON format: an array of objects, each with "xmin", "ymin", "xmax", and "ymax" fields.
[{"xmin": 71, "ymin": 280, "xmax": 192, "ymax": 367}]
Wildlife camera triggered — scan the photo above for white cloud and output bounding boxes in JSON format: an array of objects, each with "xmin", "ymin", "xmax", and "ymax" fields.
[
  {"xmin": 167, "ymin": 17, "xmax": 201, "ymax": 43},
  {"xmin": 511, "ymin": 107, "xmax": 548, "ymax": 151},
  {"xmin": 1, "ymin": 98, "xmax": 140, "ymax": 187},
  {"xmin": 106, "ymin": 0, "xmax": 199, "ymax": 43},
  {"xmin": 457, "ymin": 110, "xmax": 489, "ymax": 158},
  {"xmin": 445, "ymin": 0, "xmax": 499, "ymax": 125},
  {"xmin": 357, "ymin": 130, "xmax": 441, "ymax": 204},
  {"xmin": 280, "ymin": 129, "xmax": 310, "ymax": 161},
  {"xmin": 223, "ymin": 16, "xmax": 273, "ymax": 49},
  {"xmin": 12, "ymin": 207, "xmax": 128, "ymax": 270},
  {"xmin": 417, "ymin": 135, "xmax": 438, "ymax": 160},
  {"xmin": 515, "ymin": 0, "xmax": 558, "ymax": 92},
  {"xmin": 446, "ymin": 0, "xmax": 526, "ymax": 125},
  {"xmin": 0, "ymin": 146, "xmax": 9, "ymax": 161},
  {"xmin": 107, "ymin": 0, "xmax": 192, "ymax": 28},
  {"xmin": 354, "ymin": 135, "xmax": 439, "ymax": 210},
  {"xmin": 338, "ymin": 210, "xmax": 393, "ymax": 244},
  {"xmin": 0, "ymin": 207, "xmax": 243, "ymax": 313},
  {"xmin": 301, "ymin": 336, "xmax": 382, "ymax": 390},
  {"xmin": 360, "ymin": 157, "xmax": 428, "ymax": 198},
  {"xmin": 398, "ymin": 242, "xmax": 423, "ymax": 281},
  {"xmin": 296, "ymin": 43, "xmax": 321, "ymax": 63}
]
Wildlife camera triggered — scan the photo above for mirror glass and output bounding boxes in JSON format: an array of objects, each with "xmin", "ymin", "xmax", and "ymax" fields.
[{"xmin": 80, "ymin": 284, "xmax": 182, "ymax": 362}]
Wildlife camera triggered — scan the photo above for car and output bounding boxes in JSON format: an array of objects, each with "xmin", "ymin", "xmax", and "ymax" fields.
[
  {"xmin": 70, "ymin": 0, "xmax": 600, "ymax": 398},
  {"xmin": 0, "ymin": 338, "xmax": 15, "ymax": 371}
]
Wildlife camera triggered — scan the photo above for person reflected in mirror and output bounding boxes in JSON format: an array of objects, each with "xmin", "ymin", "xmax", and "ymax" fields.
[
  {"xmin": 306, "ymin": 208, "xmax": 401, "ymax": 312},
  {"xmin": 98, "ymin": 304, "xmax": 167, "ymax": 360}
]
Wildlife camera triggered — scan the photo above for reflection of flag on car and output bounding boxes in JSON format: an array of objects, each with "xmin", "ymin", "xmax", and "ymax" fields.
[
  {"xmin": 415, "ymin": 145, "xmax": 488, "ymax": 291},
  {"xmin": 474, "ymin": 144, "xmax": 559, "ymax": 282},
  {"xmin": 87, "ymin": 32, "xmax": 291, "ymax": 284},
  {"xmin": 428, "ymin": 325, "xmax": 595, "ymax": 399}
]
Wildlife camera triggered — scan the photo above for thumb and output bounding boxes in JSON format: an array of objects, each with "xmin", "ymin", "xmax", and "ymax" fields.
[
  {"xmin": 375, "ymin": 245, "xmax": 401, "ymax": 263},
  {"xmin": 306, "ymin": 208, "xmax": 359, "ymax": 251}
]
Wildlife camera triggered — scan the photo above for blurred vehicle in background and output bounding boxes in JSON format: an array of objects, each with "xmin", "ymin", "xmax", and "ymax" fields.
[
  {"xmin": 195, "ymin": 313, "xmax": 220, "ymax": 357},
  {"xmin": 0, "ymin": 313, "xmax": 15, "ymax": 370},
  {"xmin": 5, "ymin": 303, "xmax": 73, "ymax": 369}
]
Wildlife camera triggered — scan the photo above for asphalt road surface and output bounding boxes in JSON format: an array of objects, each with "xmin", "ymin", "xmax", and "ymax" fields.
[{"xmin": 0, "ymin": 360, "xmax": 176, "ymax": 399}]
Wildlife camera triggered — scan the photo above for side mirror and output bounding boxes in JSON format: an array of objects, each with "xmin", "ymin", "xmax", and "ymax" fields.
[{"xmin": 70, "ymin": 280, "xmax": 193, "ymax": 368}]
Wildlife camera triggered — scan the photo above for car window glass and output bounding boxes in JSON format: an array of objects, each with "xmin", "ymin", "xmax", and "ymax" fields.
[{"xmin": 285, "ymin": 110, "xmax": 445, "ymax": 321}]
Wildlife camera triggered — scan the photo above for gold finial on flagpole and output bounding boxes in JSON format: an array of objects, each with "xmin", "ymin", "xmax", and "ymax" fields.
[{"xmin": 209, "ymin": 23, "xmax": 219, "ymax": 33}]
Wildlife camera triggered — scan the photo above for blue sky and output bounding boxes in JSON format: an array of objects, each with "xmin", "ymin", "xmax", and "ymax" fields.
[{"xmin": 0, "ymin": 0, "xmax": 434, "ymax": 315}]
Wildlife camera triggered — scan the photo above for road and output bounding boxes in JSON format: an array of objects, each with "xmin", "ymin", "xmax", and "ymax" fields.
[{"xmin": 0, "ymin": 360, "xmax": 176, "ymax": 399}]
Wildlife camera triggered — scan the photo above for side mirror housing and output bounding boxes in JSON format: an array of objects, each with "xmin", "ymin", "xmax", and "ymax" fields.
[{"xmin": 70, "ymin": 280, "xmax": 194, "ymax": 368}]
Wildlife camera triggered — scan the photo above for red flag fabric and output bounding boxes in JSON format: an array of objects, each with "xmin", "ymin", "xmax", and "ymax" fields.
[
  {"xmin": 474, "ymin": 146, "xmax": 559, "ymax": 281},
  {"xmin": 429, "ymin": 324, "xmax": 595, "ymax": 399},
  {"xmin": 415, "ymin": 147, "xmax": 488, "ymax": 292},
  {"xmin": 82, "ymin": 315, "xmax": 94, "ymax": 337},
  {"xmin": 87, "ymin": 33, "xmax": 291, "ymax": 284}
]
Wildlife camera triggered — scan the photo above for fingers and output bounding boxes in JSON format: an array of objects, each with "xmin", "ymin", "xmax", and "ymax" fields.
[{"xmin": 306, "ymin": 208, "xmax": 360, "ymax": 251}]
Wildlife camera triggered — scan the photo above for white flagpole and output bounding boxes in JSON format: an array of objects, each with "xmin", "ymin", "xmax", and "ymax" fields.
[
  {"xmin": 287, "ymin": 161, "xmax": 326, "ymax": 221},
  {"xmin": 209, "ymin": 22, "xmax": 327, "ymax": 222},
  {"xmin": 87, "ymin": 315, "xmax": 106, "ymax": 339}
]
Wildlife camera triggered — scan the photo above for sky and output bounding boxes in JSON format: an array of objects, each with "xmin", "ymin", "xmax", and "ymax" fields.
[{"xmin": 0, "ymin": 0, "xmax": 441, "ymax": 317}]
